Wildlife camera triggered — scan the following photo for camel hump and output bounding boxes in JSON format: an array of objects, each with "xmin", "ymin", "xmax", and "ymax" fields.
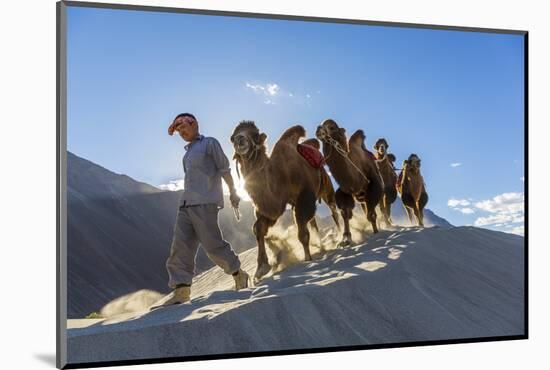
[
  {"xmin": 279, "ymin": 125, "xmax": 306, "ymax": 144},
  {"xmin": 301, "ymin": 138, "xmax": 320, "ymax": 150},
  {"xmin": 349, "ymin": 129, "xmax": 366, "ymax": 149}
]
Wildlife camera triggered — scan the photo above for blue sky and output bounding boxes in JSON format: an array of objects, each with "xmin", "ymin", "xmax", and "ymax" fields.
[{"xmin": 67, "ymin": 6, "xmax": 525, "ymax": 234}]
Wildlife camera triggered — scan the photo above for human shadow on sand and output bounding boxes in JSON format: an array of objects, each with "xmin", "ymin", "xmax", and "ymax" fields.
[{"xmin": 68, "ymin": 226, "xmax": 433, "ymax": 336}]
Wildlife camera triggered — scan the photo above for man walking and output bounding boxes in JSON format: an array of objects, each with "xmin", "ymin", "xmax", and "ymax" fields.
[{"xmin": 152, "ymin": 113, "xmax": 249, "ymax": 309}]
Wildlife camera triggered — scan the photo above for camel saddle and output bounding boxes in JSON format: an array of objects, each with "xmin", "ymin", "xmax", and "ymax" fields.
[{"xmin": 297, "ymin": 143, "xmax": 325, "ymax": 169}]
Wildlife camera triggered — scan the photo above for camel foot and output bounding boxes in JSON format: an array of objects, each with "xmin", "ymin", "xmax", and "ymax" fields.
[
  {"xmin": 254, "ymin": 262, "xmax": 271, "ymax": 281},
  {"xmin": 337, "ymin": 238, "xmax": 352, "ymax": 248}
]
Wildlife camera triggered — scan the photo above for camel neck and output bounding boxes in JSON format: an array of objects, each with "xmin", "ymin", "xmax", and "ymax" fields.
[
  {"xmin": 322, "ymin": 141, "xmax": 346, "ymax": 166},
  {"xmin": 240, "ymin": 150, "xmax": 269, "ymax": 179}
]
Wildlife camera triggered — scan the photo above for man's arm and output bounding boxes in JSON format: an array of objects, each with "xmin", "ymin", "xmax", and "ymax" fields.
[
  {"xmin": 221, "ymin": 172, "xmax": 237, "ymax": 195},
  {"xmin": 207, "ymin": 138, "xmax": 240, "ymax": 208}
]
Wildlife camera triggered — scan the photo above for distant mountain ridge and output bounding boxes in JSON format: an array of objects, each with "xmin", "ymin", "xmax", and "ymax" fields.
[{"xmin": 66, "ymin": 151, "xmax": 452, "ymax": 318}]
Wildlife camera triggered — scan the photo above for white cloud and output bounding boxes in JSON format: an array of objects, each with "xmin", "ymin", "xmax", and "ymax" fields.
[
  {"xmin": 306, "ymin": 94, "xmax": 311, "ymax": 99},
  {"xmin": 459, "ymin": 207, "xmax": 475, "ymax": 214},
  {"xmin": 473, "ymin": 192, "xmax": 524, "ymax": 229},
  {"xmin": 245, "ymin": 82, "xmax": 279, "ymax": 96},
  {"xmin": 157, "ymin": 179, "xmax": 184, "ymax": 191},
  {"xmin": 521, "ymin": 176, "xmax": 525, "ymax": 182},
  {"xmin": 508, "ymin": 225, "xmax": 524, "ymax": 236},
  {"xmin": 474, "ymin": 213, "xmax": 514, "ymax": 227},
  {"xmin": 447, "ymin": 192, "xmax": 524, "ymax": 235},
  {"xmin": 245, "ymin": 82, "xmax": 264, "ymax": 93},
  {"xmin": 474, "ymin": 192, "xmax": 524, "ymax": 214},
  {"xmin": 448, "ymin": 198, "xmax": 475, "ymax": 214},
  {"xmin": 245, "ymin": 82, "xmax": 282, "ymax": 105},
  {"xmin": 266, "ymin": 83, "xmax": 279, "ymax": 96},
  {"xmin": 450, "ymin": 162, "xmax": 462, "ymax": 167},
  {"xmin": 448, "ymin": 198, "xmax": 470, "ymax": 208}
]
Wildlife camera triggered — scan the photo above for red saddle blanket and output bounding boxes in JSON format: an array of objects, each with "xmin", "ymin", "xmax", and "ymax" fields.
[{"xmin": 297, "ymin": 143, "xmax": 325, "ymax": 169}]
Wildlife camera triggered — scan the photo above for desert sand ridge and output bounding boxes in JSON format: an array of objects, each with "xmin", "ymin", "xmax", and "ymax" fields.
[{"xmin": 67, "ymin": 226, "xmax": 524, "ymax": 364}]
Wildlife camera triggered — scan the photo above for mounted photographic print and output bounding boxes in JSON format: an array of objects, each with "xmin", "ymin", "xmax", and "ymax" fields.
[{"xmin": 56, "ymin": 1, "xmax": 527, "ymax": 368}]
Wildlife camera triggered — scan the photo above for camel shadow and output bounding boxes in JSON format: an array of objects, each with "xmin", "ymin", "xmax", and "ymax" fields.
[{"xmin": 68, "ymin": 227, "xmax": 432, "ymax": 336}]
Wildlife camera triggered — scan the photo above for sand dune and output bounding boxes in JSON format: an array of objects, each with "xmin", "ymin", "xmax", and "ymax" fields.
[{"xmin": 67, "ymin": 225, "xmax": 524, "ymax": 365}]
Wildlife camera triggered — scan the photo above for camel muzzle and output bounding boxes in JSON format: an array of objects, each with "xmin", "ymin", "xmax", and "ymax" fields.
[
  {"xmin": 316, "ymin": 126, "xmax": 328, "ymax": 141},
  {"xmin": 232, "ymin": 134, "xmax": 251, "ymax": 155}
]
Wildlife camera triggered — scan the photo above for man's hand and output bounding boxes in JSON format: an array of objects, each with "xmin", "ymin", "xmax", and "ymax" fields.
[
  {"xmin": 229, "ymin": 191, "xmax": 240, "ymax": 209},
  {"xmin": 168, "ymin": 122, "xmax": 179, "ymax": 136}
]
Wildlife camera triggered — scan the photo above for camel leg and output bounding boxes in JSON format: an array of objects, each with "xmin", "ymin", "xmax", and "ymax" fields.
[
  {"xmin": 386, "ymin": 187, "xmax": 397, "ymax": 226},
  {"xmin": 378, "ymin": 196, "xmax": 386, "ymax": 222},
  {"xmin": 297, "ymin": 222, "xmax": 312, "ymax": 261},
  {"xmin": 404, "ymin": 206, "xmax": 415, "ymax": 225},
  {"xmin": 253, "ymin": 213, "xmax": 275, "ymax": 280},
  {"xmin": 419, "ymin": 209, "xmax": 425, "ymax": 227},
  {"xmin": 309, "ymin": 217, "xmax": 326, "ymax": 252},
  {"xmin": 339, "ymin": 208, "xmax": 353, "ymax": 247},
  {"xmin": 367, "ymin": 206, "xmax": 378, "ymax": 233},
  {"xmin": 360, "ymin": 202, "xmax": 368, "ymax": 218},
  {"xmin": 295, "ymin": 189, "xmax": 317, "ymax": 261},
  {"xmin": 412, "ymin": 204, "xmax": 423, "ymax": 227},
  {"xmin": 309, "ymin": 217, "xmax": 320, "ymax": 235},
  {"xmin": 335, "ymin": 189, "xmax": 354, "ymax": 247},
  {"xmin": 417, "ymin": 191, "xmax": 429, "ymax": 227},
  {"xmin": 309, "ymin": 217, "xmax": 322, "ymax": 251},
  {"xmin": 366, "ymin": 186, "xmax": 382, "ymax": 234},
  {"xmin": 401, "ymin": 192, "xmax": 416, "ymax": 226},
  {"xmin": 329, "ymin": 203, "xmax": 340, "ymax": 230},
  {"xmin": 384, "ymin": 196, "xmax": 392, "ymax": 226},
  {"xmin": 379, "ymin": 194, "xmax": 391, "ymax": 227},
  {"xmin": 321, "ymin": 181, "xmax": 341, "ymax": 230}
]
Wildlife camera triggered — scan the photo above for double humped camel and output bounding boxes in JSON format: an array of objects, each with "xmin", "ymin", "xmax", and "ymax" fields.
[
  {"xmin": 397, "ymin": 154, "xmax": 428, "ymax": 227},
  {"xmin": 373, "ymin": 138, "xmax": 398, "ymax": 226},
  {"xmin": 315, "ymin": 119, "xmax": 383, "ymax": 247},
  {"xmin": 231, "ymin": 121, "xmax": 339, "ymax": 280}
]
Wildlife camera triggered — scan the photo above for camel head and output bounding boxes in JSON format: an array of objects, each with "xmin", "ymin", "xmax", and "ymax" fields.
[
  {"xmin": 374, "ymin": 138, "xmax": 389, "ymax": 158},
  {"xmin": 316, "ymin": 119, "xmax": 346, "ymax": 144},
  {"xmin": 230, "ymin": 120, "xmax": 267, "ymax": 160},
  {"xmin": 405, "ymin": 153, "xmax": 422, "ymax": 173}
]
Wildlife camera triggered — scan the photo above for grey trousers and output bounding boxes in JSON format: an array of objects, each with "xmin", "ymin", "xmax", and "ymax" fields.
[{"xmin": 166, "ymin": 203, "xmax": 241, "ymax": 288}]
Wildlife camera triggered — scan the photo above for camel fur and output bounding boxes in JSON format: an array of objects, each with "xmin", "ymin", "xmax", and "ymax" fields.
[
  {"xmin": 397, "ymin": 154, "xmax": 428, "ymax": 227},
  {"xmin": 231, "ymin": 121, "xmax": 339, "ymax": 280},
  {"xmin": 373, "ymin": 138, "xmax": 398, "ymax": 226},
  {"xmin": 315, "ymin": 119, "xmax": 383, "ymax": 247}
]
